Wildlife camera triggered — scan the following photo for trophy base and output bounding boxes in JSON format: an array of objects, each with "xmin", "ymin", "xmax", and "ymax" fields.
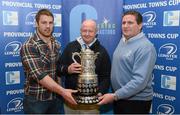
[{"xmin": 75, "ymin": 95, "xmax": 99, "ymax": 104}]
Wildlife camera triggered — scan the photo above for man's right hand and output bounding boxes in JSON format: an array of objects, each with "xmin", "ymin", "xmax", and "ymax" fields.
[
  {"xmin": 61, "ymin": 88, "xmax": 78, "ymax": 105},
  {"xmin": 97, "ymin": 93, "xmax": 116, "ymax": 105},
  {"xmin": 68, "ymin": 63, "xmax": 81, "ymax": 74}
]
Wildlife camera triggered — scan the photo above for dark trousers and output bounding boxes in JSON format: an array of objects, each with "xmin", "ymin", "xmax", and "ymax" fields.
[
  {"xmin": 113, "ymin": 99, "xmax": 152, "ymax": 114},
  {"xmin": 23, "ymin": 95, "xmax": 63, "ymax": 114}
]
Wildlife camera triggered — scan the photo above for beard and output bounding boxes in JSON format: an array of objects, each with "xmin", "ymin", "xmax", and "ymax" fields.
[{"xmin": 38, "ymin": 28, "xmax": 53, "ymax": 38}]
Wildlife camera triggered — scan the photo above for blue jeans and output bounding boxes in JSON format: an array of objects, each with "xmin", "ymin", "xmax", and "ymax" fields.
[{"xmin": 23, "ymin": 95, "xmax": 63, "ymax": 114}]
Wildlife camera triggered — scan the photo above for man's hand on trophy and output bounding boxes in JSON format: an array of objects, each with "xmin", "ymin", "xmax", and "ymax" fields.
[
  {"xmin": 97, "ymin": 92, "xmax": 102, "ymax": 97},
  {"xmin": 68, "ymin": 63, "xmax": 82, "ymax": 74},
  {"xmin": 97, "ymin": 93, "xmax": 116, "ymax": 105},
  {"xmin": 61, "ymin": 88, "xmax": 78, "ymax": 105}
]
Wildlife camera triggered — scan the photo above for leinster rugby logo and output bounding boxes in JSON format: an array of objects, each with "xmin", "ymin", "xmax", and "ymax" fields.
[
  {"xmin": 7, "ymin": 97, "xmax": 23, "ymax": 112},
  {"xmin": 4, "ymin": 41, "xmax": 22, "ymax": 57},
  {"xmin": 158, "ymin": 43, "xmax": 177, "ymax": 60},
  {"xmin": 142, "ymin": 11, "xmax": 156, "ymax": 28},
  {"xmin": 157, "ymin": 104, "xmax": 174, "ymax": 114}
]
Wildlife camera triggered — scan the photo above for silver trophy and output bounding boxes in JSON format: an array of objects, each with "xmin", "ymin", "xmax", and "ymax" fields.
[{"xmin": 72, "ymin": 48, "xmax": 99, "ymax": 104}]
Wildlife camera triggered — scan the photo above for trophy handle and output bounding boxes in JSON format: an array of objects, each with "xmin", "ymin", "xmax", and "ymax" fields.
[{"xmin": 72, "ymin": 52, "xmax": 80, "ymax": 63}]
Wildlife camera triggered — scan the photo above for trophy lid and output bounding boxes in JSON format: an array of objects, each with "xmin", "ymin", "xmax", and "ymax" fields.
[{"xmin": 81, "ymin": 47, "xmax": 94, "ymax": 54}]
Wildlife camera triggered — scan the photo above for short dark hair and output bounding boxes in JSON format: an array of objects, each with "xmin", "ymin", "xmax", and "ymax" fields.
[
  {"xmin": 123, "ymin": 10, "xmax": 143, "ymax": 25},
  {"xmin": 35, "ymin": 9, "xmax": 54, "ymax": 23}
]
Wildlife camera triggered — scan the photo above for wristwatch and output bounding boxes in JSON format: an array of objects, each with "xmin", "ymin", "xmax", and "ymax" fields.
[{"xmin": 113, "ymin": 93, "xmax": 118, "ymax": 101}]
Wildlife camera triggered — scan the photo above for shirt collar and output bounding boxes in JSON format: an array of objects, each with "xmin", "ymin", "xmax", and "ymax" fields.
[
  {"xmin": 122, "ymin": 32, "xmax": 144, "ymax": 43},
  {"xmin": 77, "ymin": 36, "xmax": 97, "ymax": 48},
  {"xmin": 34, "ymin": 31, "xmax": 55, "ymax": 43}
]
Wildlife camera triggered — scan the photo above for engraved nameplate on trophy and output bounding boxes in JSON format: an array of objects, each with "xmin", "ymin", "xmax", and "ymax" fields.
[{"xmin": 72, "ymin": 48, "xmax": 99, "ymax": 104}]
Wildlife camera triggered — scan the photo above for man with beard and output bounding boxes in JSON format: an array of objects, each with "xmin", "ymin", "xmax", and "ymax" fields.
[{"xmin": 20, "ymin": 9, "xmax": 77, "ymax": 114}]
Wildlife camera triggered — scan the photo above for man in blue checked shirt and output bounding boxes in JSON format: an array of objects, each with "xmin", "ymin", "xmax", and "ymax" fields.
[{"xmin": 20, "ymin": 9, "xmax": 77, "ymax": 114}]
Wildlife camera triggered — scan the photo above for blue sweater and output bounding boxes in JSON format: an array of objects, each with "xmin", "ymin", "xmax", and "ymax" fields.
[{"xmin": 111, "ymin": 32, "xmax": 157, "ymax": 101}]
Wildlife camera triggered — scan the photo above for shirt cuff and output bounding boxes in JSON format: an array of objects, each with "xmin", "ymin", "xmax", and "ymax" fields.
[{"xmin": 38, "ymin": 72, "xmax": 48, "ymax": 80}]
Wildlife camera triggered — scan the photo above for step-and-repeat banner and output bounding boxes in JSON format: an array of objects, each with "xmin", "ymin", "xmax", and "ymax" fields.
[
  {"xmin": 0, "ymin": 0, "xmax": 62, "ymax": 114},
  {"xmin": 124, "ymin": 0, "xmax": 180, "ymax": 114}
]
